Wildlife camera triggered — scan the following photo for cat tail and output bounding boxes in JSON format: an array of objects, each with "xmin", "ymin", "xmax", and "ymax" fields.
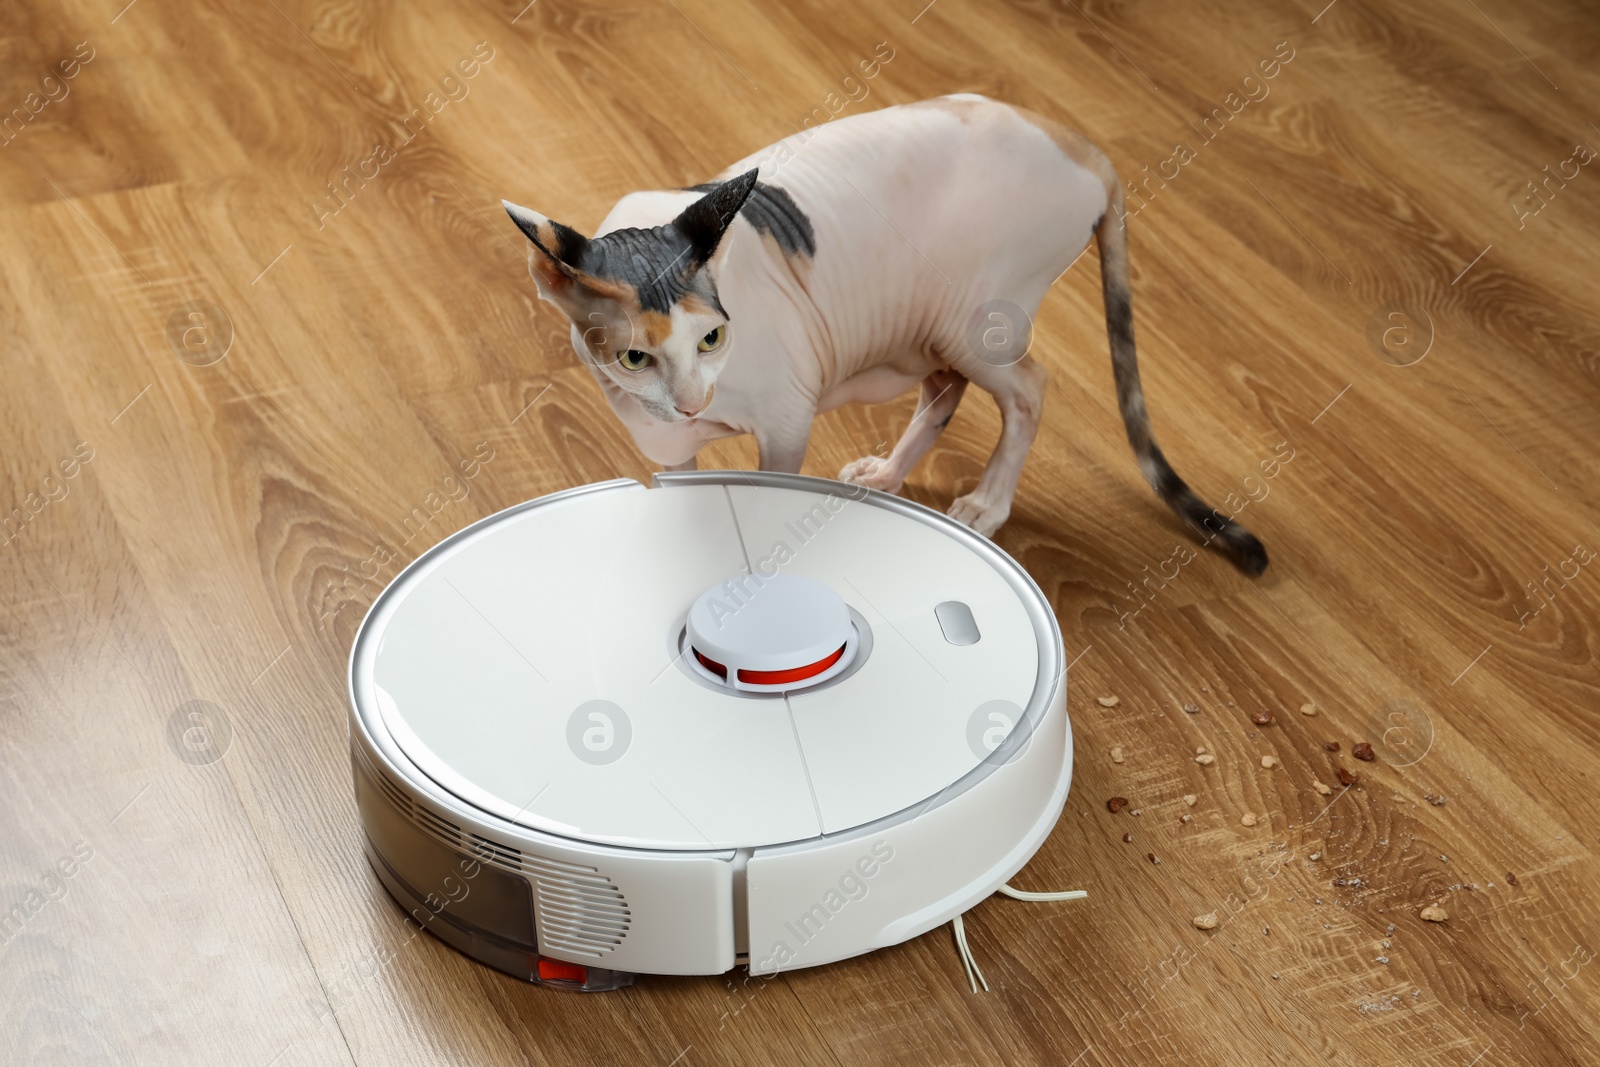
[{"xmin": 1094, "ymin": 188, "xmax": 1269, "ymax": 576}]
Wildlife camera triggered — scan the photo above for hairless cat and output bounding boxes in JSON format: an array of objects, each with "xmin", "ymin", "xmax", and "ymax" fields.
[{"xmin": 504, "ymin": 94, "xmax": 1267, "ymax": 574}]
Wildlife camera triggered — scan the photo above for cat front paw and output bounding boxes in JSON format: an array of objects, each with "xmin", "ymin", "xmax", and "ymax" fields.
[
  {"xmin": 948, "ymin": 492, "xmax": 1010, "ymax": 537},
  {"xmin": 838, "ymin": 456, "xmax": 903, "ymax": 494}
]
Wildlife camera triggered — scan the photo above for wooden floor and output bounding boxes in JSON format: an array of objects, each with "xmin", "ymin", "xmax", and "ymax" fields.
[{"xmin": 4, "ymin": 0, "xmax": 1600, "ymax": 1063}]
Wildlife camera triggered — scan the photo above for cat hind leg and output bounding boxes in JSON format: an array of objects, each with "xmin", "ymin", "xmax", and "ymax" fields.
[{"xmin": 945, "ymin": 356, "xmax": 1048, "ymax": 536}]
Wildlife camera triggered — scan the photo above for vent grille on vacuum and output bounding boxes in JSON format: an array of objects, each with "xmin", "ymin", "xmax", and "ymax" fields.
[
  {"xmin": 528, "ymin": 854, "xmax": 632, "ymax": 958},
  {"xmin": 354, "ymin": 744, "xmax": 631, "ymax": 955}
]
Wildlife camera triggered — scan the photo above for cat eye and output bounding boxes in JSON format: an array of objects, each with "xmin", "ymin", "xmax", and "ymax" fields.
[
  {"xmin": 697, "ymin": 326, "xmax": 726, "ymax": 353},
  {"xmin": 618, "ymin": 349, "xmax": 653, "ymax": 371}
]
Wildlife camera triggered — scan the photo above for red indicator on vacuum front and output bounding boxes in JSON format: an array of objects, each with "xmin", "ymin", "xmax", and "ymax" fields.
[{"xmin": 537, "ymin": 957, "xmax": 589, "ymax": 984}]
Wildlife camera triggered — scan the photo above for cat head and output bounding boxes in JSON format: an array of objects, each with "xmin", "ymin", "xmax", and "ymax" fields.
[{"xmin": 503, "ymin": 170, "xmax": 759, "ymax": 422}]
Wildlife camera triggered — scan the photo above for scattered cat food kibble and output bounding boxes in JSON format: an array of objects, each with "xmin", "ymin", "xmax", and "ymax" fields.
[
  {"xmin": 1338, "ymin": 768, "xmax": 1359, "ymax": 786},
  {"xmin": 1241, "ymin": 812, "xmax": 1258, "ymax": 827},
  {"xmin": 1300, "ymin": 703, "xmax": 1316, "ymax": 716},
  {"xmin": 1261, "ymin": 755, "xmax": 1279, "ymax": 769},
  {"xmin": 1506, "ymin": 872, "xmax": 1519, "ymax": 886},
  {"xmin": 1324, "ymin": 741, "xmax": 1341, "ymax": 752},
  {"xmin": 1180, "ymin": 814, "xmax": 1192, "ymax": 823},
  {"xmin": 1425, "ymin": 793, "xmax": 1447, "ymax": 806},
  {"xmin": 1183, "ymin": 702, "xmax": 1200, "ymax": 714},
  {"xmin": 1252, "ymin": 709, "xmax": 1274, "ymax": 726},
  {"xmin": 1183, "ymin": 794, "xmax": 1197, "ymax": 806},
  {"xmin": 1097, "ymin": 695, "xmax": 1120, "ymax": 708},
  {"xmin": 1195, "ymin": 753, "xmax": 1216, "ymax": 766},
  {"xmin": 1107, "ymin": 796, "xmax": 1129, "ymax": 813},
  {"xmin": 1111, "ymin": 746, "xmax": 1125, "ymax": 764},
  {"xmin": 1420, "ymin": 904, "xmax": 1448, "ymax": 923},
  {"xmin": 1313, "ymin": 780, "xmax": 1332, "ymax": 796},
  {"xmin": 1193, "ymin": 912, "xmax": 1220, "ymax": 930},
  {"xmin": 1147, "ymin": 853, "xmax": 1160, "ymax": 865},
  {"xmin": 1122, "ymin": 832, "xmax": 1133, "ymax": 843},
  {"xmin": 1353, "ymin": 742, "xmax": 1376, "ymax": 762}
]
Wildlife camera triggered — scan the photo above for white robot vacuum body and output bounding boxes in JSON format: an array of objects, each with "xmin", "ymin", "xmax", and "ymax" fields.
[{"xmin": 347, "ymin": 472, "xmax": 1071, "ymax": 989}]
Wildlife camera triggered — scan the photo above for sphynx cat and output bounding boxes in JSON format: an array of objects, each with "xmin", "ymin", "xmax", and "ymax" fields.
[{"xmin": 503, "ymin": 93, "xmax": 1267, "ymax": 574}]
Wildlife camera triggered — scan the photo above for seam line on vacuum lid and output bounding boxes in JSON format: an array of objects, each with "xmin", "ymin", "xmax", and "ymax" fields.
[
  {"xmin": 783, "ymin": 692, "xmax": 827, "ymax": 832},
  {"xmin": 722, "ymin": 482, "xmax": 754, "ymax": 572}
]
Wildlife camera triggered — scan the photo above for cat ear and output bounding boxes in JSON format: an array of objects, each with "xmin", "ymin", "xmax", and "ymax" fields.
[
  {"xmin": 502, "ymin": 200, "xmax": 593, "ymax": 295},
  {"xmin": 672, "ymin": 169, "xmax": 760, "ymax": 269}
]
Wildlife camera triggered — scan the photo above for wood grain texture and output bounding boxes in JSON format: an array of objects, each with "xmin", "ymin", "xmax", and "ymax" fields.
[{"xmin": 3, "ymin": 0, "xmax": 1599, "ymax": 1064}]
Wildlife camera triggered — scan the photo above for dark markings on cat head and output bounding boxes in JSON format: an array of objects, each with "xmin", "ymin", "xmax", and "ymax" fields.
[
  {"xmin": 684, "ymin": 178, "xmax": 816, "ymax": 258},
  {"xmin": 503, "ymin": 169, "xmax": 762, "ymax": 317}
]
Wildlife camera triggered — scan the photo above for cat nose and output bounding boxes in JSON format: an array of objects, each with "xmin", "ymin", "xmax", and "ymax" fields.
[{"xmin": 676, "ymin": 385, "xmax": 713, "ymax": 419}]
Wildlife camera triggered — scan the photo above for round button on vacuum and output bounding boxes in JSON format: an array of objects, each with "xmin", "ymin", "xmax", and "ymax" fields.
[{"xmin": 685, "ymin": 572, "xmax": 858, "ymax": 693}]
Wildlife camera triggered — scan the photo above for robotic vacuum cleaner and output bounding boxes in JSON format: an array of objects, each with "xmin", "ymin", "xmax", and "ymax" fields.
[{"xmin": 348, "ymin": 471, "xmax": 1071, "ymax": 990}]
